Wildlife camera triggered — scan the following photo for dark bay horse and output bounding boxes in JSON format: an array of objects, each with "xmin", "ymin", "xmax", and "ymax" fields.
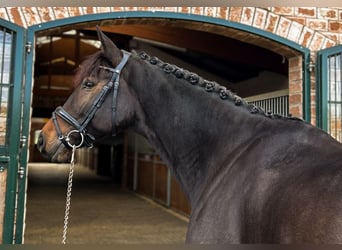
[{"xmin": 38, "ymin": 27, "xmax": 342, "ymax": 243}]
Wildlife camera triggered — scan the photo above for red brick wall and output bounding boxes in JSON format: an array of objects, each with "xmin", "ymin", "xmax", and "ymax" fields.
[
  {"xmin": 1, "ymin": 7, "xmax": 339, "ymax": 49},
  {"xmin": 271, "ymin": 7, "xmax": 342, "ymax": 45},
  {"xmin": 288, "ymin": 56, "xmax": 303, "ymax": 118},
  {"xmin": 1, "ymin": 7, "xmax": 342, "ymax": 121}
]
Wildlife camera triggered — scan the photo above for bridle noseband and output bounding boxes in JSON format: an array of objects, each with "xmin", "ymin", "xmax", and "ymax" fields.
[{"xmin": 52, "ymin": 50, "xmax": 131, "ymax": 149}]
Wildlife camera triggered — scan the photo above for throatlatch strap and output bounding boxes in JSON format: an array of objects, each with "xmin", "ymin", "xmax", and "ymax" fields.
[{"xmin": 98, "ymin": 50, "xmax": 131, "ymax": 136}]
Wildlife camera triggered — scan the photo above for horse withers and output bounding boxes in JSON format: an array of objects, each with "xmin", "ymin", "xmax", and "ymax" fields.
[{"xmin": 37, "ymin": 27, "xmax": 342, "ymax": 243}]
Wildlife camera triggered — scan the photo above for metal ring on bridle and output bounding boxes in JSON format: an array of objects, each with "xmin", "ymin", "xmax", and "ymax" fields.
[{"xmin": 65, "ymin": 130, "xmax": 84, "ymax": 149}]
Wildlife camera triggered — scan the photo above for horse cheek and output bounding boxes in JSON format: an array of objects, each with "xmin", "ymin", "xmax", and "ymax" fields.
[{"xmin": 93, "ymin": 110, "xmax": 112, "ymax": 133}]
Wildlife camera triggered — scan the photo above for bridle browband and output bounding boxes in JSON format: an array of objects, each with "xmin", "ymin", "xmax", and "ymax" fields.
[{"xmin": 52, "ymin": 50, "xmax": 131, "ymax": 149}]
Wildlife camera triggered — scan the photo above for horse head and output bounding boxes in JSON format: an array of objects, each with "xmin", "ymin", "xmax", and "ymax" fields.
[{"xmin": 37, "ymin": 27, "xmax": 136, "ymax": 162}]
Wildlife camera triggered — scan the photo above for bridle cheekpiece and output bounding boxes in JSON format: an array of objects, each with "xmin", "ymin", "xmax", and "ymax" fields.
[{"xmin": 52, "ymin": 50, "xmax": 131, "ymax": 149}]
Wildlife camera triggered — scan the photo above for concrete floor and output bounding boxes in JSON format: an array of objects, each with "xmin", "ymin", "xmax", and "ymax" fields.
[{"xmin": 24, "ymin": 163, "xmax": 188, "ymax": 244}]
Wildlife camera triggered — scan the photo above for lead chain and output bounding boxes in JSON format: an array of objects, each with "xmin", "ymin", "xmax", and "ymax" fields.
[{"xmin": 62, "ymin": 145, "xmax": 76, "ymax": 244}]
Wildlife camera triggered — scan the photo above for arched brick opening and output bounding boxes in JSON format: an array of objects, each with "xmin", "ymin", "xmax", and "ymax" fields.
[
  {"xmin": 0, "ymin": 7, "xmax": 336, "ymax": 48},
  {"xmin": 1, "ymin": 7, "xmax": 336, "ymax": 121},
  {"xmin": 22, "ymin": 9, "xmax": 323, "ymax": 170},
  {"xmin": 25, "ymin": 11, "xmax": 312, "ymax": 214}
]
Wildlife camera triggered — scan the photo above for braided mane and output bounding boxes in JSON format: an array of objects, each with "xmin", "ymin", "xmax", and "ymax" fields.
[{"xmin": 134, "ymin": 50, "xmax": 299, "ymax": 121}]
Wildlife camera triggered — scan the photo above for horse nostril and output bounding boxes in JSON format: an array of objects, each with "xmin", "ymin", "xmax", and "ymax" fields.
[{"xmin": 36, "ymin": 133, "xmax": 45, "ymax": 152}]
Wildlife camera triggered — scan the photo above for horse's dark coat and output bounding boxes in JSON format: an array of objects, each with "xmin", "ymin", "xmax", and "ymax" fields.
[{"xmin": 38, "ymin": 28, "xmax": 342, "ymax": 243}]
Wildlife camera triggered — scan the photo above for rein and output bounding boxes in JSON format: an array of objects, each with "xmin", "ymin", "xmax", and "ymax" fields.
[
  {"xmin": 52, "ymin": 50, "xmax": 131, "ymax": 148},
  {"xmin": 62, "ymin": 145, "xmax": 76, "ymax": 244}
]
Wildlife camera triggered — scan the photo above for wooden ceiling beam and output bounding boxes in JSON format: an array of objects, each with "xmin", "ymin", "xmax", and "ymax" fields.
[{"xmin": 85, "ymin": 25, "xmax": 287, "ymax": 75}]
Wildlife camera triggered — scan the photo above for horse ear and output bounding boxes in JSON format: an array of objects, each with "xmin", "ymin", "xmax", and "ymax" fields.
[{"xmin": 96, "ymin": 26, "xmax": 122, "ymax": 66}]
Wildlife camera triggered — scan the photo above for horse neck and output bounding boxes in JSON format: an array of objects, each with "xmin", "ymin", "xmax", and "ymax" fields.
[{"xmin": 127, "ymin": 59, "xmax": 267, "ymax": 205}]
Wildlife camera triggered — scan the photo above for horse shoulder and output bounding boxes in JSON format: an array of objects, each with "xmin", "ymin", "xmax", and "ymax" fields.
[
  {"xmin": 187, "ymin": 127, "xmax": 342, "ymax": 243},
  {"xmin": 252, "ymin": 142, "xmax": 342, "ymax": 243}
]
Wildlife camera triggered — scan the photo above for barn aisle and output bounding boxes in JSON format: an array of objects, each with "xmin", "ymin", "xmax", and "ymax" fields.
[{"xmin": 24, "ymin": 163, "xmax": 188, "ymax": 244}]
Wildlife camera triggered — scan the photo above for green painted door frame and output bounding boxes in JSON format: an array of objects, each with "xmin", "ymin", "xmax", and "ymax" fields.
[
  {"xmin": 316, "ymin": 45, "xmax": 342, "ymax": 135},
  {"xmin": 1, "ymin": 10, "xmax": 311, "ymax": 244},
  {"xmin": 0, "ymin": 18, "xmax": 31, "ymax": 244}
]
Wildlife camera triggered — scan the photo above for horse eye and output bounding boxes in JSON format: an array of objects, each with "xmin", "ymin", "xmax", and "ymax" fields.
[{"xmin": 82, "ymin": 79, "xmax": 95, "ymax": 88}]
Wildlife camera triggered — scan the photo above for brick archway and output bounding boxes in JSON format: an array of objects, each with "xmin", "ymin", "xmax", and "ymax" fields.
[
  {"xmin": 0, "ymin": 7, "xmax": 336, "ymax": 50},
  {"xmin": 2, "ymin": 6, "xmax": 333, "ymax": 120}
]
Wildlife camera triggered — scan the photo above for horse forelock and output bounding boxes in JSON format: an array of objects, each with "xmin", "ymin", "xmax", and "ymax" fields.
[{"xmin": 74, "ymin": 51, "xmax": 112, "ymax": 88}]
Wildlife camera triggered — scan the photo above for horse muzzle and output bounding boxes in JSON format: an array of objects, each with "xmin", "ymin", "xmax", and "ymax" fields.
[{"xmin": 37, "ymin": 130, "xmax": 72, "ymax": 163}]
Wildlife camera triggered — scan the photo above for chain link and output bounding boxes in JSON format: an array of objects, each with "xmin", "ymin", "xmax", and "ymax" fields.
[{"xmin": 62, "ymin": 145, "xmax": 76, "ymax": 244}]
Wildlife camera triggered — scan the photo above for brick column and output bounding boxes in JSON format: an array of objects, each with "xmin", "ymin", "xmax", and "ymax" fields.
[{"xmin": 288, "ymin": 56, "xmax": 303, "ymax": 118}]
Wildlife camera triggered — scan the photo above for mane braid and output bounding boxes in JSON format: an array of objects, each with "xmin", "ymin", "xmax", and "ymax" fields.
[{"xmin": 133, "ymin": 50, "xmax": 301, "ymax": 121}]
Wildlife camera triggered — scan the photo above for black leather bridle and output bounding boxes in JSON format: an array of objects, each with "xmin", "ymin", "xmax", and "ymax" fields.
[{"xmin": 52, "ymin": 50, "xmax": 131, "ymax": 149}]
